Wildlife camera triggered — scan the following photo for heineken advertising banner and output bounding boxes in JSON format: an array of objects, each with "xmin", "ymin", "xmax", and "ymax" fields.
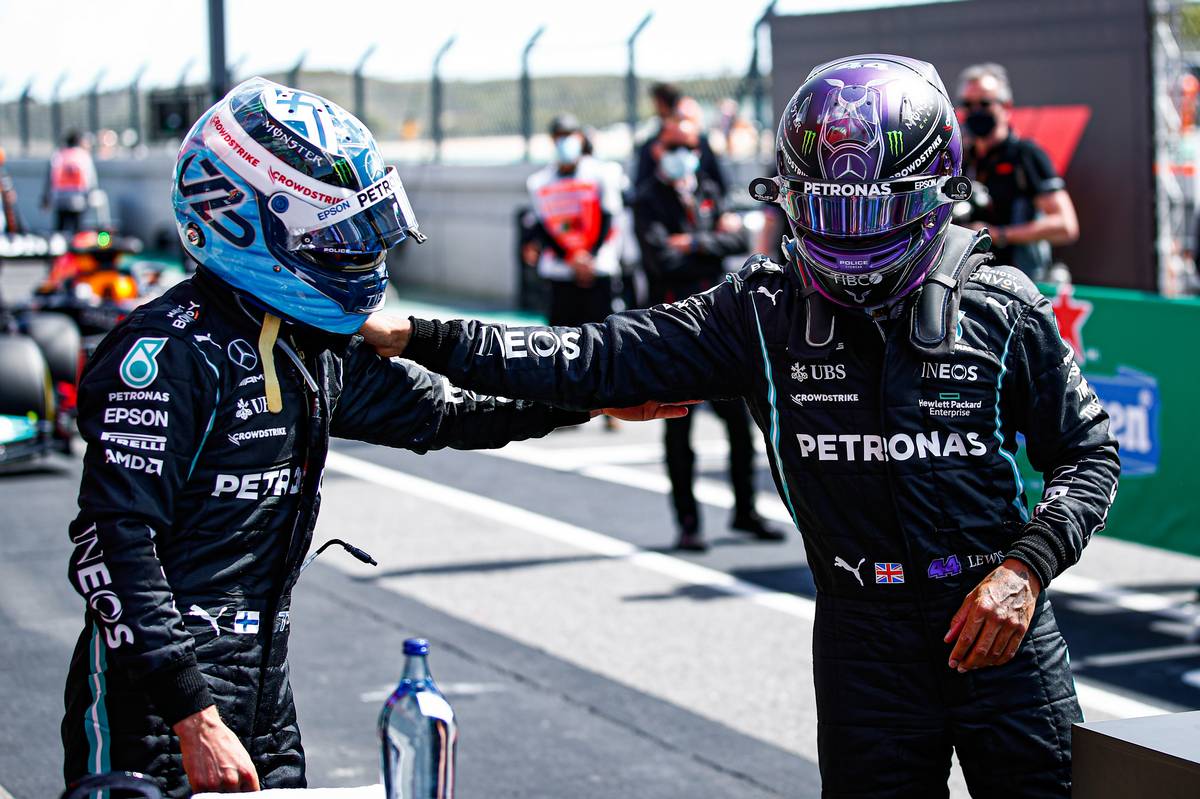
[{"xmin": 1019, "ymin": 284, "xmax": 1200, "ymax": 557}]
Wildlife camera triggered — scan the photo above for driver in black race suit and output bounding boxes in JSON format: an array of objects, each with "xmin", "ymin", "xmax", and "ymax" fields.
[
  {"xmin": 365, "ymin": 55, "xmax": 1120, "ymax": 798},
  {"xmin": 61, "ymin": 79, "xmax": 680, "ymax": 798}
]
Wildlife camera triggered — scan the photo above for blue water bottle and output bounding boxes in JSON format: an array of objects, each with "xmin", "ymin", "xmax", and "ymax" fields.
[{"xmin": 379, "ymin": 638, "xmax": 457, "ymax": 799}]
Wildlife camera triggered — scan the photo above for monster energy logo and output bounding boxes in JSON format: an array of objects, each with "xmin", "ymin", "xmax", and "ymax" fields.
[
  {"xmin": 886, "ymin": 131, "xmax": 904, "ymax": 157},
  {"xmin": 331, "ymin": 157, "xmax": 354, "ymax": 187},
  {"xmin": 801, "ymin": 130, "xmax": 816, "ymax": 155}
]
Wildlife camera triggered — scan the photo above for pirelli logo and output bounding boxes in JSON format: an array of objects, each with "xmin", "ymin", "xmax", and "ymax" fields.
[{"xmin": 100, "ymin": 431, "xmax": 167, "ymax": 452}]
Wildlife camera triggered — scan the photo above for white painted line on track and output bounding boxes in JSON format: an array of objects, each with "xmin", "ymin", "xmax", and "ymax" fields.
[
  {"xmin": 1074, "ymin": 680, "xmax": 1170, "ymax": 719},
  {"xmin": 502, "ymin": 437, "xmax": 766, "ymax": 471},
  {"xmin": 326, "ymin": 451, "xmax": 814, "ymax": 620},
  {"xmin": 495, "ymin": 443, "xmax": 1200, "ymax": 633},
  {"xmin": 0, "ymin": 782, "xmax": 14, "ymax": 799},
  {"xmin": 324, "ymin": 450, "xmax": 1175, "ymax": 719},
  {"xmin": 579, "ymin": 463, "xmax": 794, "ymax": 525},
  {"xmin": 1052, "ymin": 573, "xmax": 1198, "ymax": 625},
  {"xmin": 1078, "ymin": 644, "xmax": 1200, "ymax": 669}
]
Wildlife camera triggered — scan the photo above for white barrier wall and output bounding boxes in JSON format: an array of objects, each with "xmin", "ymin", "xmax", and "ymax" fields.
[{"xmin": 6, "ymin": 157, "xmax": 763, "ymax": 303}]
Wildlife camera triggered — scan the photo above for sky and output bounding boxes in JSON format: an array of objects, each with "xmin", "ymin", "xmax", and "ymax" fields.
[{"xmin": 1, "ymin": 0, "xmax": 947, "ymax": 100}]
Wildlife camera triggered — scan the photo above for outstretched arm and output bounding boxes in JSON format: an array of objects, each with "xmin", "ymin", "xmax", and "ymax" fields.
[
  {"xmin": 331, "ymin": 339, "xmax": 690, "ymax": 451},
  {"xmin": 362, "ymin": 278, "xmax": 753, "ymax": 411}
]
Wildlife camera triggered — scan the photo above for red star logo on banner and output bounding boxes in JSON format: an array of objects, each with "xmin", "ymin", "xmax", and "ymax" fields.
[{"xmin": 1050, "ymin": 285, "xmax": 1093, "ymax": 361}]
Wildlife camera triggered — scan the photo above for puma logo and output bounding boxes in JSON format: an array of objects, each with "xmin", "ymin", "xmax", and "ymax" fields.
[
  {"xmin": 187, "ymin": 604, "xmax": 228, "ymax": 636},
  {"xmin": 833, "ymin": 556, "xmax": 866, "ymax": 587},
  {"xmin": 756, "ymin": 286, "xmax": 782, "ymax": 305}
]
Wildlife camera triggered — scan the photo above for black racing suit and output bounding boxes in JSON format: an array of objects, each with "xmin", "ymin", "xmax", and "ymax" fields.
[
  {"xmin": 62, "ymin": 269, "xmax": 588, "ymax": 797},
  {"xmin": 401, "ymin": 230, "xmax": 1120, "ymax": 798}
]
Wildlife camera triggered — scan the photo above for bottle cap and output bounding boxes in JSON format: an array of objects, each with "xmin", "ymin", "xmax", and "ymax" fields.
[{"xmin": 403, "ymin": 638, "xmax": 430, "ymax": 656}]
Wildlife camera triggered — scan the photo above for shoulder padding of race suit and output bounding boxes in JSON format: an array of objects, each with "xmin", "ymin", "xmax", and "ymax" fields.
[{"xmin": 908, "ymin": 224, "xmax": 993, "ymax": 357}]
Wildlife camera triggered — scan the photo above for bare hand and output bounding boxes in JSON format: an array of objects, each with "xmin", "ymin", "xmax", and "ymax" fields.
[
  {"xmin": 666, "ymin": 233, "xmax": 693, "ymax": 253},
  {"xmin": 569, "ymin": 251, "xmax": 595, "ymax": 287},
  {"xmin": 521, "ymin": 242, "xmax": 541, "ymax": 267},
  {"xmin": 593, "ymin": 400, "xmax": 699, "ymax": 422},
  {"xmin": 175, "ymin": 705, "xmax": 260, "ymax": 793},
  {"xmin": 945, "ymin": 558, "xmax": 1041, "ymax": 672},
  {"xmin": 360, "ymin": 312, "xmax": 413, "ymax": 358},
  {"xmin": 716, "ymin": 213, "xmax": 743, "ymax": 234}
]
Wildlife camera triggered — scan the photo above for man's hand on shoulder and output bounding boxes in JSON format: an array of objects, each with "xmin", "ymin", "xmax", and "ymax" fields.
[
  {"xmin": 174, "ymin": 705, "xmax": 260, "ymax": 793},
  {"xmin": 944, "ymin": 558, "xmax": 1041, "ymax": 673},
  {"xmin": 360, "ymin": 312, "xmax": 413, "ymax": 359}
]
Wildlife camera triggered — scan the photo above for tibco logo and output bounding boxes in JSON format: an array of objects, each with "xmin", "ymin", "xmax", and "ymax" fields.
[
  {"xmin": 796, "ymin": 431, "xmax": 987, "ymax": 462},
  {"xmin": 479, "ymin": 327, "xmax": 582, "ymax": 361}
]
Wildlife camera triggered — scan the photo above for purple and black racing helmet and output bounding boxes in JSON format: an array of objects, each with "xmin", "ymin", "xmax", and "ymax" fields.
[{"xmin": 750, "ymin": 54, "xmax": 972, "ymax": 309}]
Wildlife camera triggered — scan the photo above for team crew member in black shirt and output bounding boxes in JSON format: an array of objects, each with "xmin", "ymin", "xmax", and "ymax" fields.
[
  {"xmin": 633, "ymin": 114, "xmax": 782, "ymax": 550},
  {"xmin": 957, "ymin": 63, "xmax": 1079, "ymax": 279}
]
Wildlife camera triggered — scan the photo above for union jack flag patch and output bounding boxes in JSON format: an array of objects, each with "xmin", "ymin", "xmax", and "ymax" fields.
[{"xmin": 875, "ymin": 563, "xmax": 905, "ymax": 584}]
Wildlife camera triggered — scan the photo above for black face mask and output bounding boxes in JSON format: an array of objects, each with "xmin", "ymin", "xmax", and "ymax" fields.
[{"xmin": 965, "ymin": 108, "xmax": 997, "ymax": 138}]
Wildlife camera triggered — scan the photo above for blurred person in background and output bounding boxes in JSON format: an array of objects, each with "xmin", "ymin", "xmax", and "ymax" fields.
[
  {"xmin": 958, "ymin": 63, "xmax": 1079, "ymax": 280},
  {"xmin": 61, "ymin": 80, "xmax": 679, "ymax": 797},
  {"xmin": 634, "ymin": 82, "xmax": 727, "ymax": 196},
  {"xmin": 43, "ymin": 129, "xmax": 98, "ymax": 234},
  {"xmin": 0, "ymin": 146, "xmax": 23, "ymax": 234},
  {"xmin": 524, "ymin": 115, "xmax": 626, "ymax": 410},
  {"xmin": 633, "ymin": 113, "xmax": 783, "ymax": 551}
]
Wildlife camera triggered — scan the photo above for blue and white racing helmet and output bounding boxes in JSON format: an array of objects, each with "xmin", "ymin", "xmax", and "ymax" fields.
[{"xmin": 172, "ymin": 77, "xmax": 423, "ymax": 334}]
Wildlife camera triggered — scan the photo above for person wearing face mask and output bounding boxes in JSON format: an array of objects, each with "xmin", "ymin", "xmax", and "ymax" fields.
[
  {"xmin": 633, "ymin": 83, "xmax": 728, "ymax": 197},
  {"xmin": 957, "ymin": 63, "xmax": 1079, "ymax": 280},
  {"xmin": 631, "ymin": 114, "xmax": 783, "ymax": 550},
  {"xmin": 524, "ymin": 113, "xmax": 625, "ymax": 330}
]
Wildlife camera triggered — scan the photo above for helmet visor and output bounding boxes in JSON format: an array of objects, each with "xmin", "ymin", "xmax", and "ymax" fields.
[
  {"xmin": 271, "ymin": 166, "xmax": 423, "ymax": 256},
  {"xmin": 778, "ymin": 175, "xmax": 965, "ymax": 237}
]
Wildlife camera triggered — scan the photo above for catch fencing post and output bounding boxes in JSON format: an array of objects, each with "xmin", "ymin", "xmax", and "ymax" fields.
[
  {"xmin": 287, "ymin": 52, "xmax": 306, "ymax": 90},
  {"xmin": 128, "ymin": 65, "xmax": 146, "ymax": 149},
  {"xmin": 50, "ymin": 73, "xmax": 67, "ymax": 147},
  {"xmin": 18, "ymin": 80, "xmax": 33, "ymax": 155},
  {"xmin": 208, "ymin": 0, "xmax": 228, "ymax": 103},
  {"xmin": 521, "ymin": 25, "xmax": 546, "ymax": 162},
  {"xmin": 625, "ymin": 13, "xmax": 653, "ymax": 144},
  {"xmin": 750, "ymin": 0, "xmax": 777, "ymax": 132},
  {"xmin": 88, "ymin": 70, "xmax": 107, "ymax": 137},
  {"xmin": 431, "ymin": 36, "xmax": 455, "ymax": 163},
  {"xmin": 353, "ymin": 45, "xmax": 377, "ymax": 122}
]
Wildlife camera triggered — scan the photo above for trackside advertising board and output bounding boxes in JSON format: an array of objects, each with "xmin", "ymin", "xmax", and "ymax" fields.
[{"xmin": 1019, "ymin": 283, "xmax": 1200, "ymax": 557}]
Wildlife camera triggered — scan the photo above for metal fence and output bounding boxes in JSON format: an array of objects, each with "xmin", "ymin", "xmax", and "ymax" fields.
[{"xmin": 0, "ymin": 12, "xmax": 774, "ymax": 166}]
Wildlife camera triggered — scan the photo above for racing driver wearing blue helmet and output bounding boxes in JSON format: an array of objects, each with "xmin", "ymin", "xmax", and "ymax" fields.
[
  {"xmin": 60, "ymin": 78, "xmax": 683, "ymax": 797},
  {"xmin": 363, "ymin": 55, "xmax": 1120, "ymax": 797}
]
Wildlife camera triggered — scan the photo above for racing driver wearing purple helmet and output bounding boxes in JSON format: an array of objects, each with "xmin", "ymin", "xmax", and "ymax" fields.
[{"xmin": 363, "ymin": 54, "xmax": 1119, "ymax": 797}]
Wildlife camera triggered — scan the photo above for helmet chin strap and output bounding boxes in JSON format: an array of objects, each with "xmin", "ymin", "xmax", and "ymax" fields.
[
  {"xmin": 258, "ymin": 313, "xmax": 284, "ymax": 414},
  {"xmin": 784, "ymin": 234, "xmax": 897, "ymax": 318}
]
